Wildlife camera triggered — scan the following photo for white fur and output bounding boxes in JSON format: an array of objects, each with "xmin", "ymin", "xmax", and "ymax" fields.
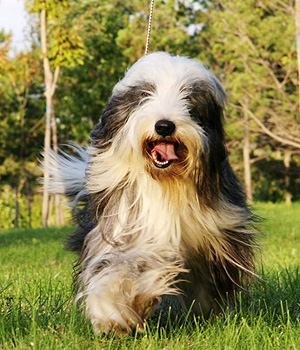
[
  {"xmin": 114, "ymin": 52, "xmax": 226, "ymax": 105},
  {"xmin": 44, "ymin": 145, "xmax": 88, "ymax": 207}
]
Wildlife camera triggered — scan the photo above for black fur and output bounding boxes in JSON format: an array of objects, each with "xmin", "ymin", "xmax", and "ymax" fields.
[{"xmin": 90, "ymin": 83, "xmax": 155, "ymax": 147}]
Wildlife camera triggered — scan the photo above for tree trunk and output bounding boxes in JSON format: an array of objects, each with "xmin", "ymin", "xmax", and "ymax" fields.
[
  {"xmin": 19, "ymin": 100, "xmax": 32, "ymax": 228},
  {"xmin": 25, "ymin": 176, "xmax": 32, "ymax": 228},
  {"xmin": 42, "ymin": 97, "xmax": 52, "ymax": 227},
  {"xmin": 284, "ymin": 150, "xmax": 292, "ymax": 205},
  {"xmin": 40, "ymin": 6, "xmax": 61, "ymax": 227},
  {"xmin": 51, "ymin": 107, "xmax": 64, "ymax": 226},
  {"xmin": 48, "ymin": 193, "xmax": 54, "ymax": 226},
  {"xmin": 243, "ymin": 109, "xmax": 253, "ymax": 202},
  {"xmin": 296, "ymin": 0, "xmax": 300, "ymax": 110},
  {"xmin": 14, "ymin": 186, "xmax": 19, "ymax": 228}
]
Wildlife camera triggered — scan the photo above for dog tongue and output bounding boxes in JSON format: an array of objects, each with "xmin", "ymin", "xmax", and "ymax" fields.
[{"xmin": 152, "ymin": 142, "xmax": 178, "ymax": 160}]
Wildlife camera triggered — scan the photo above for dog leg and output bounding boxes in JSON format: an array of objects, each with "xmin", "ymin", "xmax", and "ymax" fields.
[{"xmin": 80, "ymin": 252, "xmax": 183, "ymax": 334}]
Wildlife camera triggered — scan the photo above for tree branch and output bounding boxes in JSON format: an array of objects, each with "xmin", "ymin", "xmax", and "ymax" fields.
[
  {"xmin": 237, "ymin": 29, "xmax": 288, "ymax": 94},
  {"xmin": 240, "ymin": 104, "xmax": 300, "ymax": 149},
  {"xmin": 50, "ymin": 65, "xmax": 60, "ymax": 97},
  {"xmin": 40, "ymin": 7, "xmax": 53, "ymax": 93},
  {"xmin": 250, "ymin": 156, "xmax": 268, "ymax": 164}
]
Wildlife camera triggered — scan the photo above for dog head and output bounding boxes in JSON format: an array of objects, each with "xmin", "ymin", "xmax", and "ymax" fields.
[{"xmin": 88, "ymin": 52, "xmax": 228, "ymax": 193}]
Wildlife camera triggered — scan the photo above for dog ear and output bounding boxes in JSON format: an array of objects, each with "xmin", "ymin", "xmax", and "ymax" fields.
[
  {"xmin": 190, "ymin": 81, "xmax": 229, "ymax": 205},
  {"xmin": 90, "ymin": 94, "xmax": 125, "ymax": 146},
  {"xmin": 90, "ymin": 84, "xmax": 155, "ymax": 147},
  {"xmin": 208, "ymin": 130, "xmax": 228, "ymax": 164},
  {"xmin": 210, "ymin": 74, "xmax": 227, "ymax": 108},
  {"xmin": 188, "ymin": 81, "xmax": 226, "ymax": 142}
]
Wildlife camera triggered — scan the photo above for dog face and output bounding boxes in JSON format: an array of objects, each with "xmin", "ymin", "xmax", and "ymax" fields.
[{"xmin": 89, "ymin": 52, "xmax": 227, "ymax": 188}]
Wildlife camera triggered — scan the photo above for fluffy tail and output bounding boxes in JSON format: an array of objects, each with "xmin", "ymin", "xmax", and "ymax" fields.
[{"xmin": 42, "ymin": 144, "xmax": 88, "ymax": 207}]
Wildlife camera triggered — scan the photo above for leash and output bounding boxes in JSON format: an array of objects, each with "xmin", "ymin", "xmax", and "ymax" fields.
[{"xmin": 145, "ymin": 0, "xmax": 155, "ymax": 55}]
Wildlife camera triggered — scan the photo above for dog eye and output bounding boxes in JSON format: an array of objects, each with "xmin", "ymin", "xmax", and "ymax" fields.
[
  {"xmin": 140, "ymin": 91, "xmax": 152, "ymax": 98},
  {"xmin": 189, "ymin": 106, "xmax": 203, "ymax": 123}
]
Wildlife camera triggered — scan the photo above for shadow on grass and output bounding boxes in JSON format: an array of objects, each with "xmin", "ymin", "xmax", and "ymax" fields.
[
  {"xmin": 240, "ymin": 266, "xmax": 300, "ymax": 322},
  {"xmin": 144, "ymin": 266, "xmax": 300, "ymax": 338}
]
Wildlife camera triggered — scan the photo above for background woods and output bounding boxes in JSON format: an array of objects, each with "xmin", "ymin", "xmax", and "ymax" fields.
[{"xmin": 0, "ymin": 0, "xmax": 299, "ymax": 229}]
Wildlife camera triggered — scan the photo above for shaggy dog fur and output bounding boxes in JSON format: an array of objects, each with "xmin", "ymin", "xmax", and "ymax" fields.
[{"xmin": 46, "ymin": 52, "xmax": 256, "ymax": 334}]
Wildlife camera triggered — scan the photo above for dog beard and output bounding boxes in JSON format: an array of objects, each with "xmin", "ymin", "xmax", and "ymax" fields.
[{"xmin": 46, "ymin": 52, "xmax": 256, "ymax": 335}]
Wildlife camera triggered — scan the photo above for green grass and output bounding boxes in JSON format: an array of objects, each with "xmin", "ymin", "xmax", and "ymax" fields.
[{"xmin": 0, "ymin": 203, "xmax": 300, "ymax": 349}]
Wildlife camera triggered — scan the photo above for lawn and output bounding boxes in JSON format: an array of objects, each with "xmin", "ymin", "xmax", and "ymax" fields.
[{"xmin": 0, "ymin": 203, "xmax": 299, "ymax": 349}]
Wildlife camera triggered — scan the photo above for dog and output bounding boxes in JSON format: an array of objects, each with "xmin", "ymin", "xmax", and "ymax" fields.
[{"xmin": 46, "ymin": 52, "xmax": 256, "ymax": 334}]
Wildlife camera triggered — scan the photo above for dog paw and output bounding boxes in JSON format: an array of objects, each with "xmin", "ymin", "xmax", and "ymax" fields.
[{"xmin": 87, "ymin": 294, "xmax": 160, "ymax": 335}]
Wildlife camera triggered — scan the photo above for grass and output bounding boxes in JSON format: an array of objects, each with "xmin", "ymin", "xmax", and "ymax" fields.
[{"xmin": 0, "ymin": 202, "xmax": 299, "ymax": 349}]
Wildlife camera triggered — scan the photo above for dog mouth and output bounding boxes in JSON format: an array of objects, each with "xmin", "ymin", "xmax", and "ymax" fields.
[{"xmin": 147, "ymin": 141, "xmax": 179, "ymax": 169}]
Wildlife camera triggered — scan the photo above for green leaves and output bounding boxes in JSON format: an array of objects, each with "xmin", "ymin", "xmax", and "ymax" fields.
[
  {"xmin": 27, "ymin": 0, "xmax": 86, "ymax": 69},
  {"xmin": 48, "ymin": 29, "xmax": 85, "ymax": 68},
  {"xmin": 116, "ymin": 0, "xmax": 202, "ymax": 61},
  {"xmin": 27, "ymin": 0, "xmax": 70, "ymax": 16}
]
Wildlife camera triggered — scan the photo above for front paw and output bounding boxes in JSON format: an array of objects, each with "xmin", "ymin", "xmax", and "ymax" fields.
[{"xmin": 87, "ymin": 294, "xmax": 160, "ymax": 335}]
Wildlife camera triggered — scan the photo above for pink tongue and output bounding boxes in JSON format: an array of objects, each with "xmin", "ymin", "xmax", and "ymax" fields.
[{"xmin": 152, "ymin": 142, "xmax": 178, "ymax": 161}]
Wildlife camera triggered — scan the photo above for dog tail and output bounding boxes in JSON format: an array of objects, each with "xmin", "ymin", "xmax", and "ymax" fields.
[{"xmin": 42, "ymin": 144, "xmax": 88, "ymax": 207}]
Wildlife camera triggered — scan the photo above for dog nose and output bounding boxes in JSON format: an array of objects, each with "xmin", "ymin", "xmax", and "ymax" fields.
[{"xmin": 155, "ymin": 119, "xmax": 176, "ymax": 137}]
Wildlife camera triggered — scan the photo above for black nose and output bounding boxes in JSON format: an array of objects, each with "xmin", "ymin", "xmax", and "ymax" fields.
[{"xmin": 155, "ymin": 119, "xmax": 176, "ymax": 137}]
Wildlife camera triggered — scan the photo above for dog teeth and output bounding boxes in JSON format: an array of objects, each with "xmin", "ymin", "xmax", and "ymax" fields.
[{"xmin": 151, "ymin": 151, "xmax": 169, "ymax": 166}]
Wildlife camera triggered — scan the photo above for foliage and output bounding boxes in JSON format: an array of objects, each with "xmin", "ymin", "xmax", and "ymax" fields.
[
  {"xmin": 0, "ymin": 33, "xmax": 43, "ymax": 211},
  {"xmin": 252, "ymin": 154, "xmax": 300, "ymax": 201},
  {"xmin": 0, "ymin": 203, "xmax": 300, "ymax": 349},
  {"xmin": 116, "ymin": 0, "xmax": 203, "ymax": 62},
  {"xmin": 26, "ymin": 0, "xmax": 86, "ymax": 68},
  {"xmin": 53, "ymin": 0, "xmax": 132, "ymax": 142},
  {"xmin": 195, "ymin": 0, "xmax": 300, "ymax": 175}
]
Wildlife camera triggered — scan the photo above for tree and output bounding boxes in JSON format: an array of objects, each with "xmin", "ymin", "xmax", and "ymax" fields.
[
  {"xmin": 196, "ymin": 0, "xmax": 300, "ymax": 201},
  {"xmin": 27, "ymin": 0, "xmax": 85, "ymax": 226},
  {"xmin": 0, "ymin": 30, "xmax": 43, "ymax": 227},
  {"xmin": 116, "ymin": 0, "xmax": 203, "ymax": 62},
  {"xmin": 54, "ymin": 0, "xmax": 131, "ymax": 143}
]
